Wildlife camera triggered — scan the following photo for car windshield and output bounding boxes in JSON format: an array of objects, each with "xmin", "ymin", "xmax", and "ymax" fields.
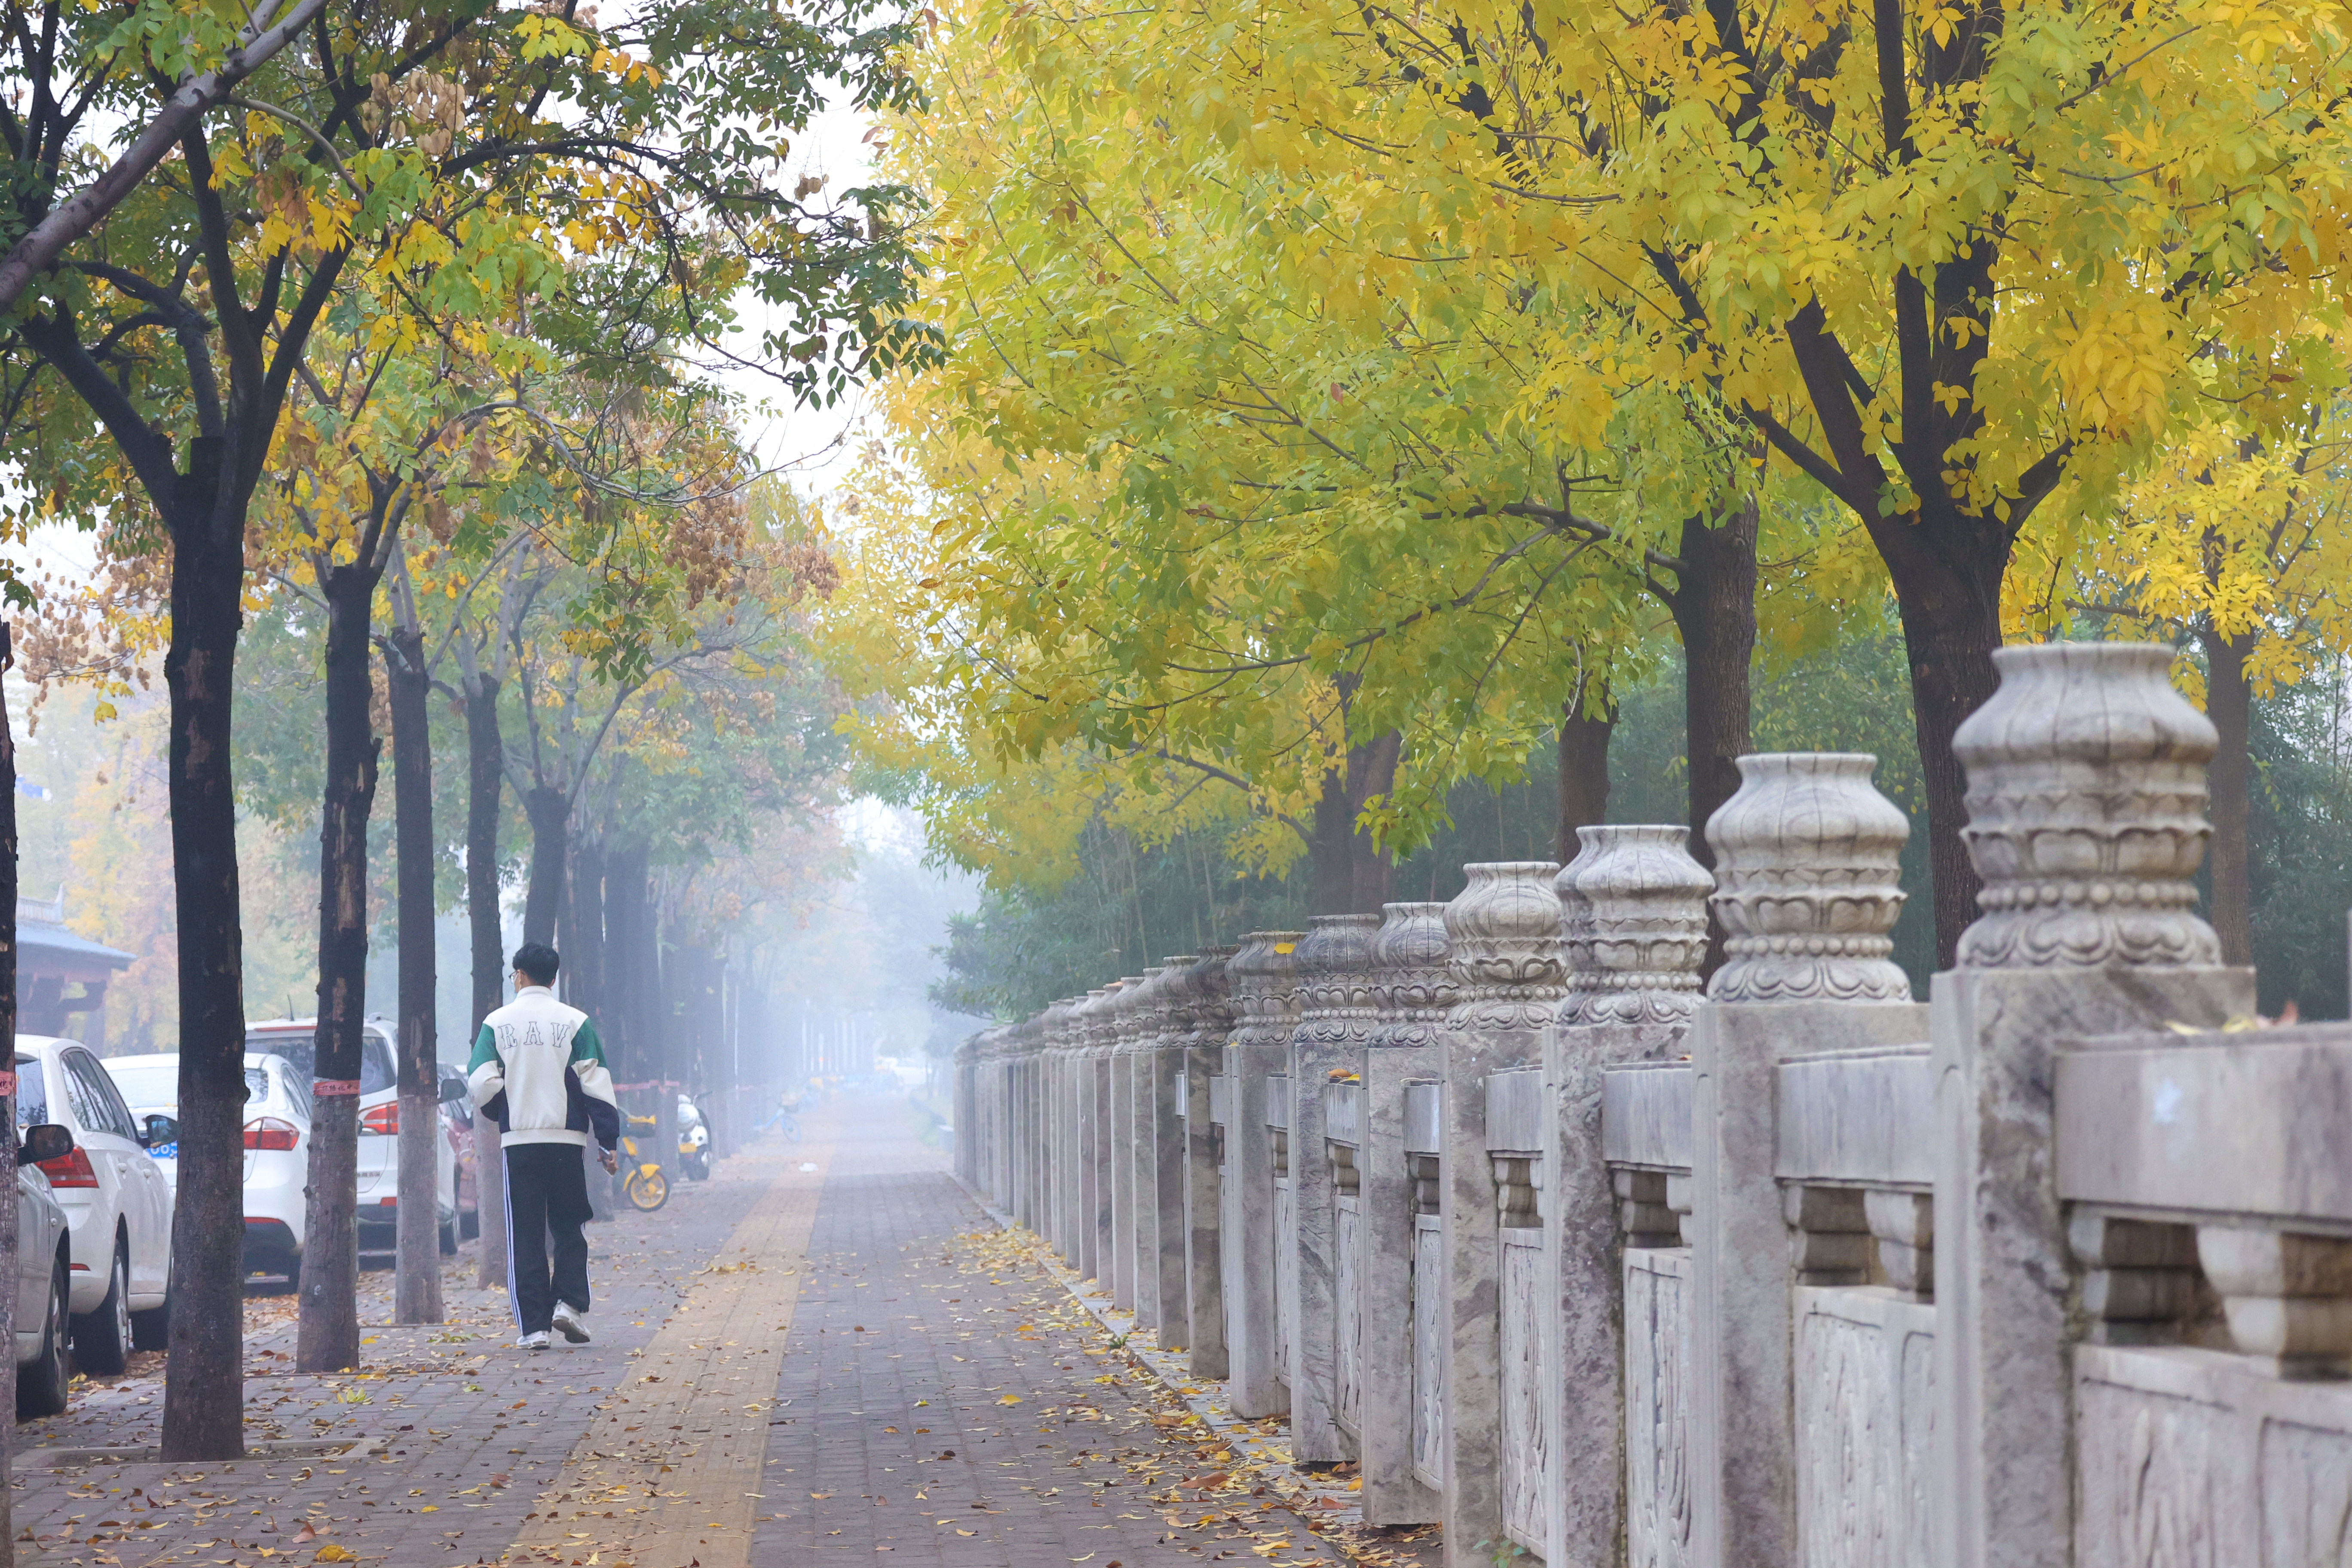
[
  {"xmin": 244, "ymin": 1030, "xmax": 395, "ymax": 1094},
  {"xmin": 105, "ymin": 1059, "xmax": 180, "ymax": 1111},
  {"xmin": 13, "ymin": 1057, "xmax": 45, "ymax": 1127}
]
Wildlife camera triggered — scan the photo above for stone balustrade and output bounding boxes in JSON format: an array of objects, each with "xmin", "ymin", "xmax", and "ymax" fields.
[{"xmin": 950, "ymin": 642, "xmax": 2347, "ymax": 1568}]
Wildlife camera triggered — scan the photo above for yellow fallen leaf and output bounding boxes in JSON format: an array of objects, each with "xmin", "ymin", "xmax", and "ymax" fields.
[
  {"xmin": 997, "ymin": 1395, "xmax": 1023, "ymax": 1406},
  {"xmin": 315, "ymin": 1548, "xmax": 358, "ymax": 1564}
]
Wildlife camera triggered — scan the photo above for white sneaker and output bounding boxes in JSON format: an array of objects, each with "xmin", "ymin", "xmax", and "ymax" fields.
[
  {"xmin": 518, "ymin": 1330, "xmax": 550, "ymax": 1350},
  {"xmin": 551, "ymin": 1302, "xmax": 591, "ymax": 1344}
]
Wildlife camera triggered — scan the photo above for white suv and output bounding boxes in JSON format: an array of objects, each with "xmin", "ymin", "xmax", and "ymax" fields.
[
  {"xmin": 243, "ymin": 1019, "xmax": 458, "ymax": 1251},
  {"xmin": 101, "ymin": 1051, "xmax": 315, "ymax": 1282},
  {"xmin": 15, "ymin": 1036, "xmax": 174, "ymax": 1373}
]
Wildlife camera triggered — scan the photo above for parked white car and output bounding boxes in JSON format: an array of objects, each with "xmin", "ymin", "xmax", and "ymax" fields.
[
  {"xmin": 15, "ymin": 1036, "xmax": 175, "ymax": 1373},
  {"xmin": 237, "ymin": 1053, "xmax": 313, "ymax": 1279},
  {"xmin": 243, "ymin": 1019, "xmax": 459, "ymax": 1251},
  {"xmin": 13, "ymin": 1106, "xmax": 76, "ymax": 1417}
]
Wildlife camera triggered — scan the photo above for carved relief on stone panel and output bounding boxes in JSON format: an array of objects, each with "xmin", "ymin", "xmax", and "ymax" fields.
[
  {"xmin": 1795, "ymin": 1305, "xmax": 1897, "ymax": 1568},
  {"xmin": 1412, "ymin": 1218, "xmax": 1447, "ymax": 1491},
  {"xmin": 2076, "ymin": 1375, "xmax": 2236, "ymax": 1568},
  {"xmin": 2258, "ymin": 1418, "xmax": 2352, "ymax": 1564},
  {"xmin": 1500, "ymin": 1229, "xmax": 1550, "ymax": 1554},
  {"xmin": 1626, "ymin": 1248, "xmax": 1693, "ymax": 1568},
  {"xmin": 1335, "ymin": 1198, "xmax": 1363, "ymax": 1440}
]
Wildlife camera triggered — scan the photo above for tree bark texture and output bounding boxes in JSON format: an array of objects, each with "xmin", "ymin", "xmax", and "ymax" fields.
[
  {"xmin": 1886, "ymin": 545, "xmax": 2007, "ymax": 970},
  {"xmin": 1308, "ymin": 729, "xmax": 1402, "ymax": 915},
  {"xmin": 385, "ymin": 625, "xmax": 444, "ymax": 1324},
  {"xmin": 1554, "ymin": 684, "xmax": 1616, "ymax": 865},
  {"xmin": 605, "ymin": 842, "xmax": 651, "ymax": 1187},
  {"xmin": 297, "ymin": 560, "xmax": 384, "ymax": 1372},
  {"xmin": 564, "ymin": 836, "xmax": 612, "ymax": 1219},
  {"xmin": 160, "ymin": 439, "xmax": 251, "ymax": 1461},
  {"xmin": 0, "ymin": 625, "xmax": 21, "ymax": 1565},
  {"xmin": 521, "ymin": 785, "xmax": 569, "ymax": 947},
  {"xmin": 2199, "ymin": 624, "xmax": 2255, "ymax": 966},
  {"xmin": 1663, "ymin": 499, "xmax": 1758, "ymax": 977},
  {"xmin": 463, "ymin": 676, "xmax": 509, "ymax": 1290}
]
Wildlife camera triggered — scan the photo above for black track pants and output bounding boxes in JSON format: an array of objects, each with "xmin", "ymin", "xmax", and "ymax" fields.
[{"xmin": 503, "ymin": 1141, "xmax": 593, "ymax": 1332}]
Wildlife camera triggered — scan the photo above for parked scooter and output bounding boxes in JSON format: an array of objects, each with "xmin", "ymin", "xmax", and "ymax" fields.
[{"xmin": 678, "ymin": 1096, "xmax": 711, "ymax": 1182}]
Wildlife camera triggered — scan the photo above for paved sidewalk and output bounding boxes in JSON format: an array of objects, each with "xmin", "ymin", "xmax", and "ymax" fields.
[
  {"xmin": 9, "ymin": 1139, "xmax": 776, "ymax": 1568},
  {"xmin": 752, "ymin": 1097, "xmax": 1411, "ymax": 1568}
]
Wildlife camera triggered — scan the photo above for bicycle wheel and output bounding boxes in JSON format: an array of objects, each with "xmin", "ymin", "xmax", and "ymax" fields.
[
  {"xmin": 781, "ymin": 1115, "xmax": 802, "ymax": 1143},
  {"xmin": 624, "ymin": 1167, "xmax": 670, "ymax": 1211}
]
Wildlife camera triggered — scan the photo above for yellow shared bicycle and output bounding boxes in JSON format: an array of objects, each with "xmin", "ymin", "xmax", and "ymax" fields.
[{"xmin": 620, "ymin": 1114, "xmax": 669, "ymax": 1211}]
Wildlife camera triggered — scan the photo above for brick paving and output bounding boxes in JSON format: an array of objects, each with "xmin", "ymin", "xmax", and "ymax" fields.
[
  {"xmin": 9, "ymin": 1142, "xmax": 769, "ymax": 1568},
  {"xmin": 753, "ymin": 1097, "xmax": 1392, "ymax": 1568},
  {"xmin": 6, "ymin": 1093, "xmax": 1434, "ymax": 1568}
]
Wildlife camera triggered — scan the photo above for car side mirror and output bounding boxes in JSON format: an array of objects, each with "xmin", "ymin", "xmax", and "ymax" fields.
[
  {"xmin": 143, "ymin": 1115, "xmax": 179, "ymax": 1148},
  {"xmin": 18, "ymin": 1124, "xmax": 72, "ymax": 1167},
  {"xmin": 438, "ymin": 1076, "xmax": 469, "ymax": 1104}
]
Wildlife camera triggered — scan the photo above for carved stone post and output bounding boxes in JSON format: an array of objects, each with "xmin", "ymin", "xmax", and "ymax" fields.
[
  {"xmin": 1225, "ymin": 932, "xmax": 1303, "ymax": 1418},
  {"xmin": 1109, "ymin": 973, "xmax": 1153, "ymax": 1311},
  {"xmin": 1361, "ymin": 903, "xmax": 1451, "ymax": 1525},
  {"xmin": 1077, "ymin": 986, "xmax": 1114, "ymax": 1283},
  {"xmin": 1286, "ymin": 913, "xmax": 1380, "ymax": 1464},
  {"xmin": 1545, "ymin": 824, "xmax": 1712, "ymax": 1568},
  {"xmin": 1687, "ymin": 754, "xmax": 1927, "ymax": 1568},
  {"xmin": 1180, "ymin": 949, "xmax": 1237, "ymax": 1376},
  {"xmin": 1038, "ymin": 998, "xmax": 1076, "ymax": 1262},
  {"xmin": 954, "ymin": 1032, "xmax": 979, "ymax": 1185},
  {"xmin": 1136, "ymin": 961, "xmax": 1191, "ymax": 1340},
  {"xmin": 1932, "ymin": 643, "xmax": 2251, "ymax": 1568},
  {"xmin": 1441, "ymin": 863, "xmax": 1565, "ymax": 1567}
]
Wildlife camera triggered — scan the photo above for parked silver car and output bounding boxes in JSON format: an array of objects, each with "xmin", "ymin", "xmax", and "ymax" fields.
[{"xmin": 15, "ymin": 1110, "xmax": 77, "ymax": 1418}]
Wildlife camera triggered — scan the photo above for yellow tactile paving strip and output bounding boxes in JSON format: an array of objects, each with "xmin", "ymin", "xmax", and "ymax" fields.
[{"xmin": 501, "ymin": 1126, "xmax": 834, "ymax": 1568}]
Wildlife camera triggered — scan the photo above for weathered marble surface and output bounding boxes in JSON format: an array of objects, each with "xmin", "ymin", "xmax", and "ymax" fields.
[
  {"xmin": 1223, "ymin": 933, "xmax": 1302, "ymax": 1418},
  {"xmin": 1288, "ymin": 913, "xmax": 1379, "ymax": 1464},
  {"xmin": 1690, "ymin": 749, "xmax": 1925, "ymax": 1568},
  {"xmin": 1792, "ymin": 1286, "xmax": 1938, "ymax": 1568},
  {"xmin": 1362, "ymin": 903, "xmax": 1450, "ymax": 1527},
  {"xmin": 1549, "ymin": 825, "xmax": 1712, "ymax": 1568},
  {"xmin": 1148, "ymin": 958, "xmax": 1198, "ymax": 1350},
  {"xmin": 1626, "ymin": 1244, "xmax": 1693, "ymax": 1568},
  {"xmin": 1180, "ymin": 951, "xmax": 1236, "ymax": 1378},
  {"xmin": 1441, "ymin": 862, "xmax": 1564, "ymax": 1568}
]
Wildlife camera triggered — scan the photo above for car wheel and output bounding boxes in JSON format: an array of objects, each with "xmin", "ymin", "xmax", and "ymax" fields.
[
  {"xmin": 131, "ymin": 1289, "xmax": 171, "ymax": 1352},
  {"xmin": 71, "ymin": 1241, "xmax": 131, "ymax": 1376},
  {"xmin": 18, "ymin": 1249, "xmax": 70, "ymax": 1418}
]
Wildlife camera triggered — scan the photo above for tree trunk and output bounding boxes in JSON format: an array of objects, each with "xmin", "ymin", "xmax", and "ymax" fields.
[
  {"xmin": 2200, "ymin": 624, "xmax": 2255, "ymax": 966},
  {"xmin": 462, "ymin": 674, "xmax": 509, "ymax": 1290},
  {"xmin": 1308, "ymin": 729, "xmax": 1402, "ymax": 914},
  {"xmin": 1665, "ymin": 499, "xmax": 1759, "ymax": 977},
  {"xmin": 385, "ymin": 624, "xmax": 443, "ymax": 1324},
  {"xmin": 1555, "ymin": 682, "xmax": 1616, "ymax": 864},
  {"xmin": 564, "ymin": 836, "xmax": 611, "ymax": 1219},
  {"xmin": 0, "ymin": 625, "xmax": 21, "ymax": 1565},
  {"xmin": 605, "ymin": 842, "xmax": 649, "ymax": 1207},
  {"xmin": 161, "ymin": 442, "xmax": 251, "ymax": 1461},
  {"xmin": 1887, "ymin": 549, "xmax": 2006, "ymax": 970},
  {"xmin": 297, "ymin": 560, "xmax": 383, "ymax": 1373},
  {"xmin": 521, "ymin": 785, "xmax": 569, "ymax": 946}
]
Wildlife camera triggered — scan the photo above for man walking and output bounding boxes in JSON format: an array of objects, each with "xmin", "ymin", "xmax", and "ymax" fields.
[{"xmin": 469, "ymin": 942, "xmax": 622, "ymax": 1349}]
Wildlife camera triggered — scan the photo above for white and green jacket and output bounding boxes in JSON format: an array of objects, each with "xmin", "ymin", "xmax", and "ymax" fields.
[{"xmin": 467, "ymin": 986, "xmax": 621, "ymax": 1150}]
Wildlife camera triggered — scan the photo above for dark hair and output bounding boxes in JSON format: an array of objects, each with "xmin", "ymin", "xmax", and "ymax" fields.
[{"xmin": 511, "ymin": 942, "xmax": 561, "ymax": 986}]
